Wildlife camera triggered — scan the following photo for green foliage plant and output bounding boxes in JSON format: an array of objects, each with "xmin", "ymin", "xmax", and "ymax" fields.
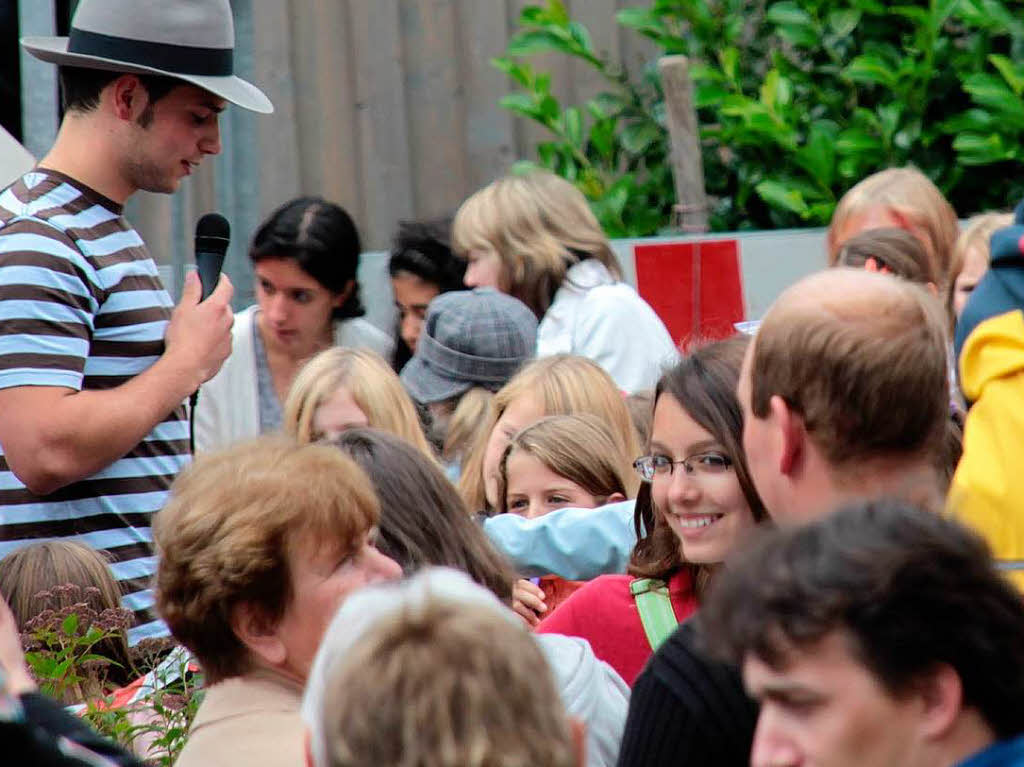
[
  {"xmin": 495, "ymin": 0, "xmax": 1024, "ymax": 234},
  {"xmin": 21, "ymin": 585, "xmax": 202, "ymax": 766}
]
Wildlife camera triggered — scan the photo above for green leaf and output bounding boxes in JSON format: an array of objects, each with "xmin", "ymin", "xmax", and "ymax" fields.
[
  {"xmin": 962, "ymin": 73, "xmax": 1024, "ymax": 126},
  {"xmin": 828, "ymin": 9, "xmax": 862, "ymax": 36},
  {"xmin": 843, "ymin": 55, "xmax": 897, "ymax": 88},
  {"xmin": 499, "ymin": 93, "xmax": 542, "ymax": 121},
  {"xmin": 589, "ymin": 92, "xmax": 628, "ymax": 118},
  {"xmin": 766, "ymin": 1, "xmax": 814, "ymax": 26},
  {"xmin": 562, "ymin": 106, "xmax": 584, "ymax": 147},
  {"xmin": 546, "ymin": 0, "xmax": 571, "ymax": 26},
  {"xmin": 937, "ymin": 108, "xmax": 996, "ymax": 134},
  {"xmin": 988, "ymin": 54, "xmax": 1024, "ymax": 97},
  {"xmin": 620, "ymin": 122, "xmax": 662, "ymax": 155},
  {"xmin": 62, "ymin": 613, "xmax": 79, "ymax": 636},
  {"xmin": 568, "ymin": 22, "xmax": 594, "ymax": 57},
  {"xmin": 953, "ymin": 132, "xmax": 1018, "ymax": 164},
  {"xmin": 507, "ymin": 30, "xmax": 572, "ymax": 57},
  {"xmin": 930, "ymin": 0, "xmax": 961, "ymax": 30},
  {"xmin": 589, "ymin": 119, "xmax": 616, "ymax": 160},
  {"xmin": 615, "ymin": 7, "xmax": 664, "ymax": 36},
  {"xmin": 756, "ymin": 180, "xmax": 811, "ymax": 217},
  {"xmin": 695, "ymin": 83, "xmax": 730, "ymax": 108},
  {"xmin": 796, "ymin": 121, "xmax": 838, "ymax": 188},
  {"xmin": 719, "ymin": 47, "xmax": 740, "ymax": 84},
  {"xmin": 835, "ymin": 129, "xmax": 884, "ymax": 154}
]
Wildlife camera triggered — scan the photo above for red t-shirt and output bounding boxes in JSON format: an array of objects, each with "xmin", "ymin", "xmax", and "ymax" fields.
[{"xmin": 535, "ymin": 569, "xmax": 698, "ymax": 686}]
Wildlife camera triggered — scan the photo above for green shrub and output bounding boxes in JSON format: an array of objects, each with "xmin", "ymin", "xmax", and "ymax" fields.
[{"xmin": 495, "ymin": 0, "xmax": 1024, "ymax": 234}]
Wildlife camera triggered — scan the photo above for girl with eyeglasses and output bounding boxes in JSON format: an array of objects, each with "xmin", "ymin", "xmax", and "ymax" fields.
[{"xmin": 535, "ymin": 336, "xmax": 768, "ymax": 686}]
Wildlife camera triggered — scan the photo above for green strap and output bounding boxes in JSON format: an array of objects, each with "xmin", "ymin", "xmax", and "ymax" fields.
[{"xmin": 630, "ymin": 577, "xmax": 678, "ymax": 651}]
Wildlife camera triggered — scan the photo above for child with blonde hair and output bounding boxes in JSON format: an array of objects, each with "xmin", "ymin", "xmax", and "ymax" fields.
[
  {"xmin": 458, "ymin": 355, "xmax": 641, "ymax": 515},
  {"xmin": 949, "ymin": 211, "xmax": 1014, "ymax": 321},
  {"xmin": 283, "ymin": 347, "xmax": 434, "ymax": 458}
]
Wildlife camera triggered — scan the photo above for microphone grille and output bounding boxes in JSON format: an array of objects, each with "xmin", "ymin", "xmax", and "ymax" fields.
[{"xmin": 196, "ymin": 212, "xmax": 230, "ymax": 241}]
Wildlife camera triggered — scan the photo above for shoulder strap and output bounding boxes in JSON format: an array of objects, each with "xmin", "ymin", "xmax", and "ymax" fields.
[{"xmin": 630, "ymin": 577, "xmax": 678, "ymax": 651}]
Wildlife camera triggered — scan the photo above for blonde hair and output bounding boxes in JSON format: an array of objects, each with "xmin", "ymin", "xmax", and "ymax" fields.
[
  {"xmin": 827, "ymin": 167, "xmax": 959, "ymax": 289},
  {"xmin": 497, "ymin": 414, "xmax": 633, "ymax": 515},
  {"xmin": 442, "ymin": 386, "xmax": 493, "ymax": 462},
  {"xmin": 283, "ymin": 347, "xmax": 433, "ymax": 458},
  {"xmin": 154, "ymin": 437, "xmax": 379, "ymax": 683},
  {"xmin": 320, "ymin": 597, "xmax": 576, "ymax": 767},
  {"xmin": 0, "ymin": 541, "xmax": 134, "ymax": 696},
  {"xmin": 452, "ymin": 170, "xmax": 621, "ymax": 317},
  {"xmin": 459, "ymin": 355, "xmax": 641, "ymax": 512},
  {"xmin": 947, "ymin": 211, "xmax": 1013, "ymax": 317}
]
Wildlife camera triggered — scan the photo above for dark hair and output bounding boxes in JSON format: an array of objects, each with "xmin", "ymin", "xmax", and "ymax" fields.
[
  {"xmin": 699, "ymin": 499, "xmax": 1024, "ymax": 739},
  {"xmin": 250, "ymin": 197, "xmax": 365, "ymax": 319},
  {"xmin": 833, "ymin": 227, "xmax": 938, "ymax": 285},
  {"xmin": 388, "ymin": 216, "xmax": 466, "ymax": 292},
  {"xmin": 388, "ymin": 217, "xmax": 465, "ymax": 370},
  {"xmin": 329, "ymin": 428, "xmax": 516, "ymax": 602},
  {"xmin": 59, "ymin": 66, "xmax": 180, "ymax": 114},
  {"xmin": 629, "ymin": 336, "xmax": 768, "ymax": 593}
]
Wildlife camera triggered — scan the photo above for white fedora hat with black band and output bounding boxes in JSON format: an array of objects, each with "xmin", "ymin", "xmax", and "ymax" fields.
[{"xmin": 21, "ymin": 0, "xmax": 273, "ymax": 114}]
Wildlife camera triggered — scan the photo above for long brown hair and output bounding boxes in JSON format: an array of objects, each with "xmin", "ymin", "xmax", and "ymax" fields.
[
  {"xmin": 331, "ymin": 428, "xmax": 517, "ymax": 602},
  {"xmin": 628, "ymin": 337, "xmax": 768, "ymax": 596}
]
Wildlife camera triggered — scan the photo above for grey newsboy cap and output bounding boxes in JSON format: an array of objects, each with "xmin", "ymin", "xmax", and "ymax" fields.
[{"xmin": 401, "ymin": 288, "xmax": 538, "ymax": 404}]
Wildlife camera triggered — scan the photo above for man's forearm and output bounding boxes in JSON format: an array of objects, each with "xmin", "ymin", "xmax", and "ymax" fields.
[{"xmin": 0, "ymin": 353, "xmax": 200, "ymax": 494}]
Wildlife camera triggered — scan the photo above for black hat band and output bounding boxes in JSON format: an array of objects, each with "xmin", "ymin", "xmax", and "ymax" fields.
[{"xmin": 68, "ymin": 27, "xmax": 233, "ymax": 76}]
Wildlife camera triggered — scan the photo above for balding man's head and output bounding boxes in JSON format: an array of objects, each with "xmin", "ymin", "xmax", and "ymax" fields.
[{"xmin": 740, "ymin": 269, "xmax": 948, "ymax": 513}]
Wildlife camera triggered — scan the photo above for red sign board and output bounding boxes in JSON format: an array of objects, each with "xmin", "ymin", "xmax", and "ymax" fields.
[{"xmin": 634, "ymin": 239, "xmax": 745, "ymax": 346}]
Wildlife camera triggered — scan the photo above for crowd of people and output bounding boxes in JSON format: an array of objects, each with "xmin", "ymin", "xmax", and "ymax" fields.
[{"xmin": 1, "ymin": 1, "xmax": 1024, "ymax": 766}]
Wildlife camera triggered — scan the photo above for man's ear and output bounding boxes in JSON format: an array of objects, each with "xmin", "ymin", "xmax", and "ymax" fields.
[
  {"xmin": 770, "ymin": 394, "xmax": 804, "ymax": 476},
  {"xmin": 916, "ymin": 664, "xmax": 964, "ymax": 741},
  {"xmin": 109, "ymin": 74, "xmax": 149, "ymax": 122},
  {"xmin": 230, "ymin": 601, "xmax": 286, "ymax": 668},
  {"xmin": 569, "ymin": 716, "xmax": 587, "ymax": 767}
]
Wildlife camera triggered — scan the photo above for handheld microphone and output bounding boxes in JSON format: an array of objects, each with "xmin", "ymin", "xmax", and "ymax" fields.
[{"xmin": 195, "ymin": 213, "xmax": 230, "ymax": 301}]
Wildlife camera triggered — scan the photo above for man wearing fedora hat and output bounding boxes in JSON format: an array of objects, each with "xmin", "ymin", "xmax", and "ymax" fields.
[{"xmin": 0, "ymin": 0, "xmax": 272, "ymax": 640}]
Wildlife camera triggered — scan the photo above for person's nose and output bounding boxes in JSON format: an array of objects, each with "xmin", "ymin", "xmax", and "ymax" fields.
[
  {"xmin": 464, "ymin": 262, "xmax": 482, "ymax": 288},
  {"xmin": 266, "ymin": 293, "xmax": 289, "ymax": 325},
  {"xmin": 750, "ymin": 709, "xmax": 800, "ymax": 767},
  {"xmin": 401, "ymin": 313, "xmax": 421, "ymax": 352},
  {"xmin": 200, "ymin": 117, "xmax": 222, "ymax": 156},
  {"xmin": 667, "ymin": 464, "xmax": 701, "ymax": 506}
]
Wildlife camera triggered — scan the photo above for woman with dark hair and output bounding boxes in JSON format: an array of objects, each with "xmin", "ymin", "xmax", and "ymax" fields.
[
  {"xmin": 388, "ymin": 217, "xmax": 466, "ymax": 370},
  {"xmin": 535, "ymin": 336, "xmax": 768, "ymax": 686},
  {"xmin": 329, "ymin": 428, "xmax": 515, "ymax": 601},
  {"xmin": 196, "ymin": 197, "xmax": 393, "ymax": 451}
]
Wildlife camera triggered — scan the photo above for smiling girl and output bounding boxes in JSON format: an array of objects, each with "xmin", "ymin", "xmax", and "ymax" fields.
[{"xmin": 535, "ymin": 337, "xmax": 768, "ymax": 686}]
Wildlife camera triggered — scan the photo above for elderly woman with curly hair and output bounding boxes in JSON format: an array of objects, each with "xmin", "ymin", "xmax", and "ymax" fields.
[{"xmin": 154, "ymin": 437, "xmax": 401, "ymax": 767}]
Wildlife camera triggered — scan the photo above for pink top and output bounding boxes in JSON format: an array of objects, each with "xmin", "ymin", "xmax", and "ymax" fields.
[{"xmin": 536, "ymin": 569, "xmax": 698, "ymax": 686}]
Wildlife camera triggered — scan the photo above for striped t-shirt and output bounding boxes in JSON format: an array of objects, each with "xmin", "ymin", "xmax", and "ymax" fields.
[{"xmin": 0, "ymin": 169, "xmax": 188, "ymax": 643}]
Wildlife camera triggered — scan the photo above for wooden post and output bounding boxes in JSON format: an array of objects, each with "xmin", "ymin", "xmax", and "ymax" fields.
[{"xmin": 658, "ymin": 55, "xmax": 709, "ymax": 233}]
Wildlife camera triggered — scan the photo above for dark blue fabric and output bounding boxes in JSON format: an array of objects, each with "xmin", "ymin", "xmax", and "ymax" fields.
[{"xmin": 957, "ymin": 733, "xmax": 1024, "ymax": 767}]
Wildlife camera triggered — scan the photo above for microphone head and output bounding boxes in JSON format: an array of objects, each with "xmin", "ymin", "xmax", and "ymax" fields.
[{"xmin": 195, "ymin": 212, "xmax": 230, "ymax": 254}]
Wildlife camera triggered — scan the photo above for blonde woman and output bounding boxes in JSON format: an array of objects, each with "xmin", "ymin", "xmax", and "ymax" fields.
[
  {"xmin": 454, "ymin": 171, "xmax": 677, "ymax": 392},
  {"xmin": 459, "ymin": 354, "xmax": 641, "ymax": 515},
  {"xmin": 827, "ymin": 167, "xmax": 959, "ymax": 291},
  {"xmin": 283, "ymin": 347, "xmax": 434, "ymax": 458},
  {"xmin": 949, "ymin": 211, "xmax": 1014, "ymax": 321}
]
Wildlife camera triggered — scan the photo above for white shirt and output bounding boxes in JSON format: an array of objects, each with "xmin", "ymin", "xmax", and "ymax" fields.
[{"xmin": 537, "ymin": 259, "xmax": 679, "ymax": 392}]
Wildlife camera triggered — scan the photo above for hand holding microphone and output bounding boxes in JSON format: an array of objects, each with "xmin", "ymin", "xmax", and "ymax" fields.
[{"xmin": 165, "ymin": 213, "xmax": 235, "ymax": 391}]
